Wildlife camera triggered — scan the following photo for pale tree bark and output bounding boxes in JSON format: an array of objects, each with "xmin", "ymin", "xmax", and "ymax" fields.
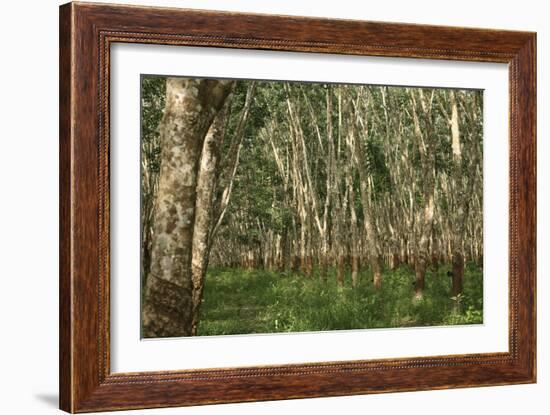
[
  {"xmin": 347, "ymin": 171, "xmax": 360, "ymax": 287},
  {"xmin": 410, "ymin": 88, "xmax": 436, "ymax": 299},
  {"xmin": 210, "ymin": 82, "xmax": 257, "ymax": 242},
  {"xmin": 344, "ymin": 104, "xmax": 361, "ymax": 287},
  {"xmin": 190, "ymin": 82, "xmax": 256, "ymax": 335},
  {"xmin": 351, "ymin": 89, "xmax": 383, "ymax": 289},
  {"xmin": 333, "ymin": 86, "xmax": 349, "ymax": 288},
  {"xmin": 142, "ymin": 78, "xmax": 234, "ymax": 338},
  {"xmin": 321, "ymin": 87, "xmax": 334, "ymax": 282},
  {"xmin": 449, "ymin": 90, "xmax": 465, "ymax": 298},
  {"xmin": 285, "ymin": 83, "xmax": 330, "ymax": 279},
  {"xmin": 261, "ymin": 119, "xmax": 293, "ymax": 272},
  {"xmin": 189, "ymin": 101, "xmax": 231, "ymax": 335},
  {"xmin": 379, "ymin": 87, "xmax": 400, "ymax": 269},
  {"xmin": 458, "ymin": 92, "xmax": 483, "ymax": 266}
]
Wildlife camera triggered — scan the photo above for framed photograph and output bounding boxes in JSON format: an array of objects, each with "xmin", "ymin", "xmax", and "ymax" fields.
[{"xmin": 59, "ymin": 2, "xmax": 536, "ymax": 412}]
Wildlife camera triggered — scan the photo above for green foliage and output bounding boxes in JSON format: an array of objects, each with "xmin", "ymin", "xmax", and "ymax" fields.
[
  {"xmin": 364, "ymin": 138, "xmax": 392, "ymax": 198},
  {"xmin": 197, "ymin": 263, "xmax": 483, "ymax": 336},
  {"xmin": 140, "ymin": 76, "xmax": 165, "ymax": 175}
]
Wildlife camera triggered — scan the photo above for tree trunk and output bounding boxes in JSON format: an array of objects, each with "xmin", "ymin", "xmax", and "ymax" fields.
[
  {"xmin": 409, "ymin": 89, "xmax": 436, "ymax": 300},
  {"xmin": 142, "ymin": 78, "xmax": 233, "ymax": 338},
  {"xmin": 373, "ymin": 255, "xmax": 383, "ymax": 290},
  {"xmin": 351, "ymin": 255, "xmax": 359, "ymax": 287},
  {"xmin": 349, "ymin": 92, "xmax": 383, "ymax": 290},
  {"xmin": 210, "ymin": 83, "xmax": 257, "ymax": 242},
  {"xmin": 281, "ymin": 225, "xmax": 290, "ymax": 271},
  {"xmin": 414, "ymin": 193, "xmax": 435, "ymax": 299},
  {"xmin": 320, "ymin": 238, "xmax": 329, "ymax": 282},
  {"xmin": 451, "ymin": 251, "xmax": 464, "ymax": 297},
  {"xmin": 300, "ymin": 218, "xmax": 308, "ymax": 275},
  {"xmin": 449, "ymin": 90, "xmax": 466, "ymax": 298},
  {"xmin": 415, "ymin": 260, "xmax": 426, "ymax": 298},
  {"xmin": 347, "ymin": 175, "xmax": 360, "ymax": 288},
  {"xmin": 190, "ymin": 101, "xmax": 231, "ymax": 335},
  {"xmin": 305, "ymin": 217, "xmax": 314, "ymax": 278},
  {"xmin": 336, "ymin": 255, "xmax": 345, "ymax": 287}
]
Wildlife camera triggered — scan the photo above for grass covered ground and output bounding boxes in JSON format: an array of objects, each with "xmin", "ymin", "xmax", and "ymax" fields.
[{"xmin": 197, "ymin": 264, "xmax": 483, "ymax": 336}]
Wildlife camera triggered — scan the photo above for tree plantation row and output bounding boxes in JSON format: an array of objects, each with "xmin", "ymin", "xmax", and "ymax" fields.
[{"xmin": 140, "ymin": 77, "xmax": 483, "ymax": 337}]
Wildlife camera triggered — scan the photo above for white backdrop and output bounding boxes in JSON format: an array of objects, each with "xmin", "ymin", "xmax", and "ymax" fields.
[
  {"xmin": 0, "ymin": 0, "xmax": 547, "ymax": 414},
  {"xmin": 111, "ymin": 44, "xmax": 509, "ymax": 372}
]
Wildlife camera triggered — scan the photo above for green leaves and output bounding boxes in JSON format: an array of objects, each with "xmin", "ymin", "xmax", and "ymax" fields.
[{"xmin": 197, "ymin": 264, "xmax": 483, "ymax": 336}]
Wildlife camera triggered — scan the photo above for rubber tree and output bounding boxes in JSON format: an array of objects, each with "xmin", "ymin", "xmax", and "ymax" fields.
[{"xmin": 142, "ymin": 78, "xmax": 234, "ymax": 338}]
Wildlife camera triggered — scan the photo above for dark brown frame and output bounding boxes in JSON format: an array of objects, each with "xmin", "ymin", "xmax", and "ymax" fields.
[{"xmin": 59, "ymin": 2, "xmax": 536, "ymax": 412}]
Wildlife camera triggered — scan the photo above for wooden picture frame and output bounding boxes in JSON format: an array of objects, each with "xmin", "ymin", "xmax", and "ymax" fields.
[{"xmin": 59, "ymin": 2, "xmax": 536, "ymax": 412}]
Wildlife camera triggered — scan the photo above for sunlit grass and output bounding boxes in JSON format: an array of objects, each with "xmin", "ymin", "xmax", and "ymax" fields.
[{"xmin": 197, "ymin": 263, "xmax": 483, "ymax": 336}]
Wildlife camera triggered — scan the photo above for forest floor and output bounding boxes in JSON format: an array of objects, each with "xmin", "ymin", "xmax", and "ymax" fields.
[{"xmin": 197, "ymin": 263, "xmax": 483, "ymax": 336}]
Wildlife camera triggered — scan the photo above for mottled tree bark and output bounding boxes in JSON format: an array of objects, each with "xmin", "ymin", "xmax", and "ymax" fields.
[
  {"xmin": 142, "ymin": 78, "xmax": 233, "ymax": 338},
  {"xmin": 190, "ymin": 82, "xmax": 256, "ymax": 335},
  {"xmin": 190, "ymin": 102, "xmax": 230, "ymax": 335}
]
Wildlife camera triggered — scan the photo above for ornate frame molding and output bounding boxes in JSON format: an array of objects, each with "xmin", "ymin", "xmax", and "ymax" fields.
[{"xmin": 60, "ymin": 2, "xmax": 536, "ymax": 412}]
